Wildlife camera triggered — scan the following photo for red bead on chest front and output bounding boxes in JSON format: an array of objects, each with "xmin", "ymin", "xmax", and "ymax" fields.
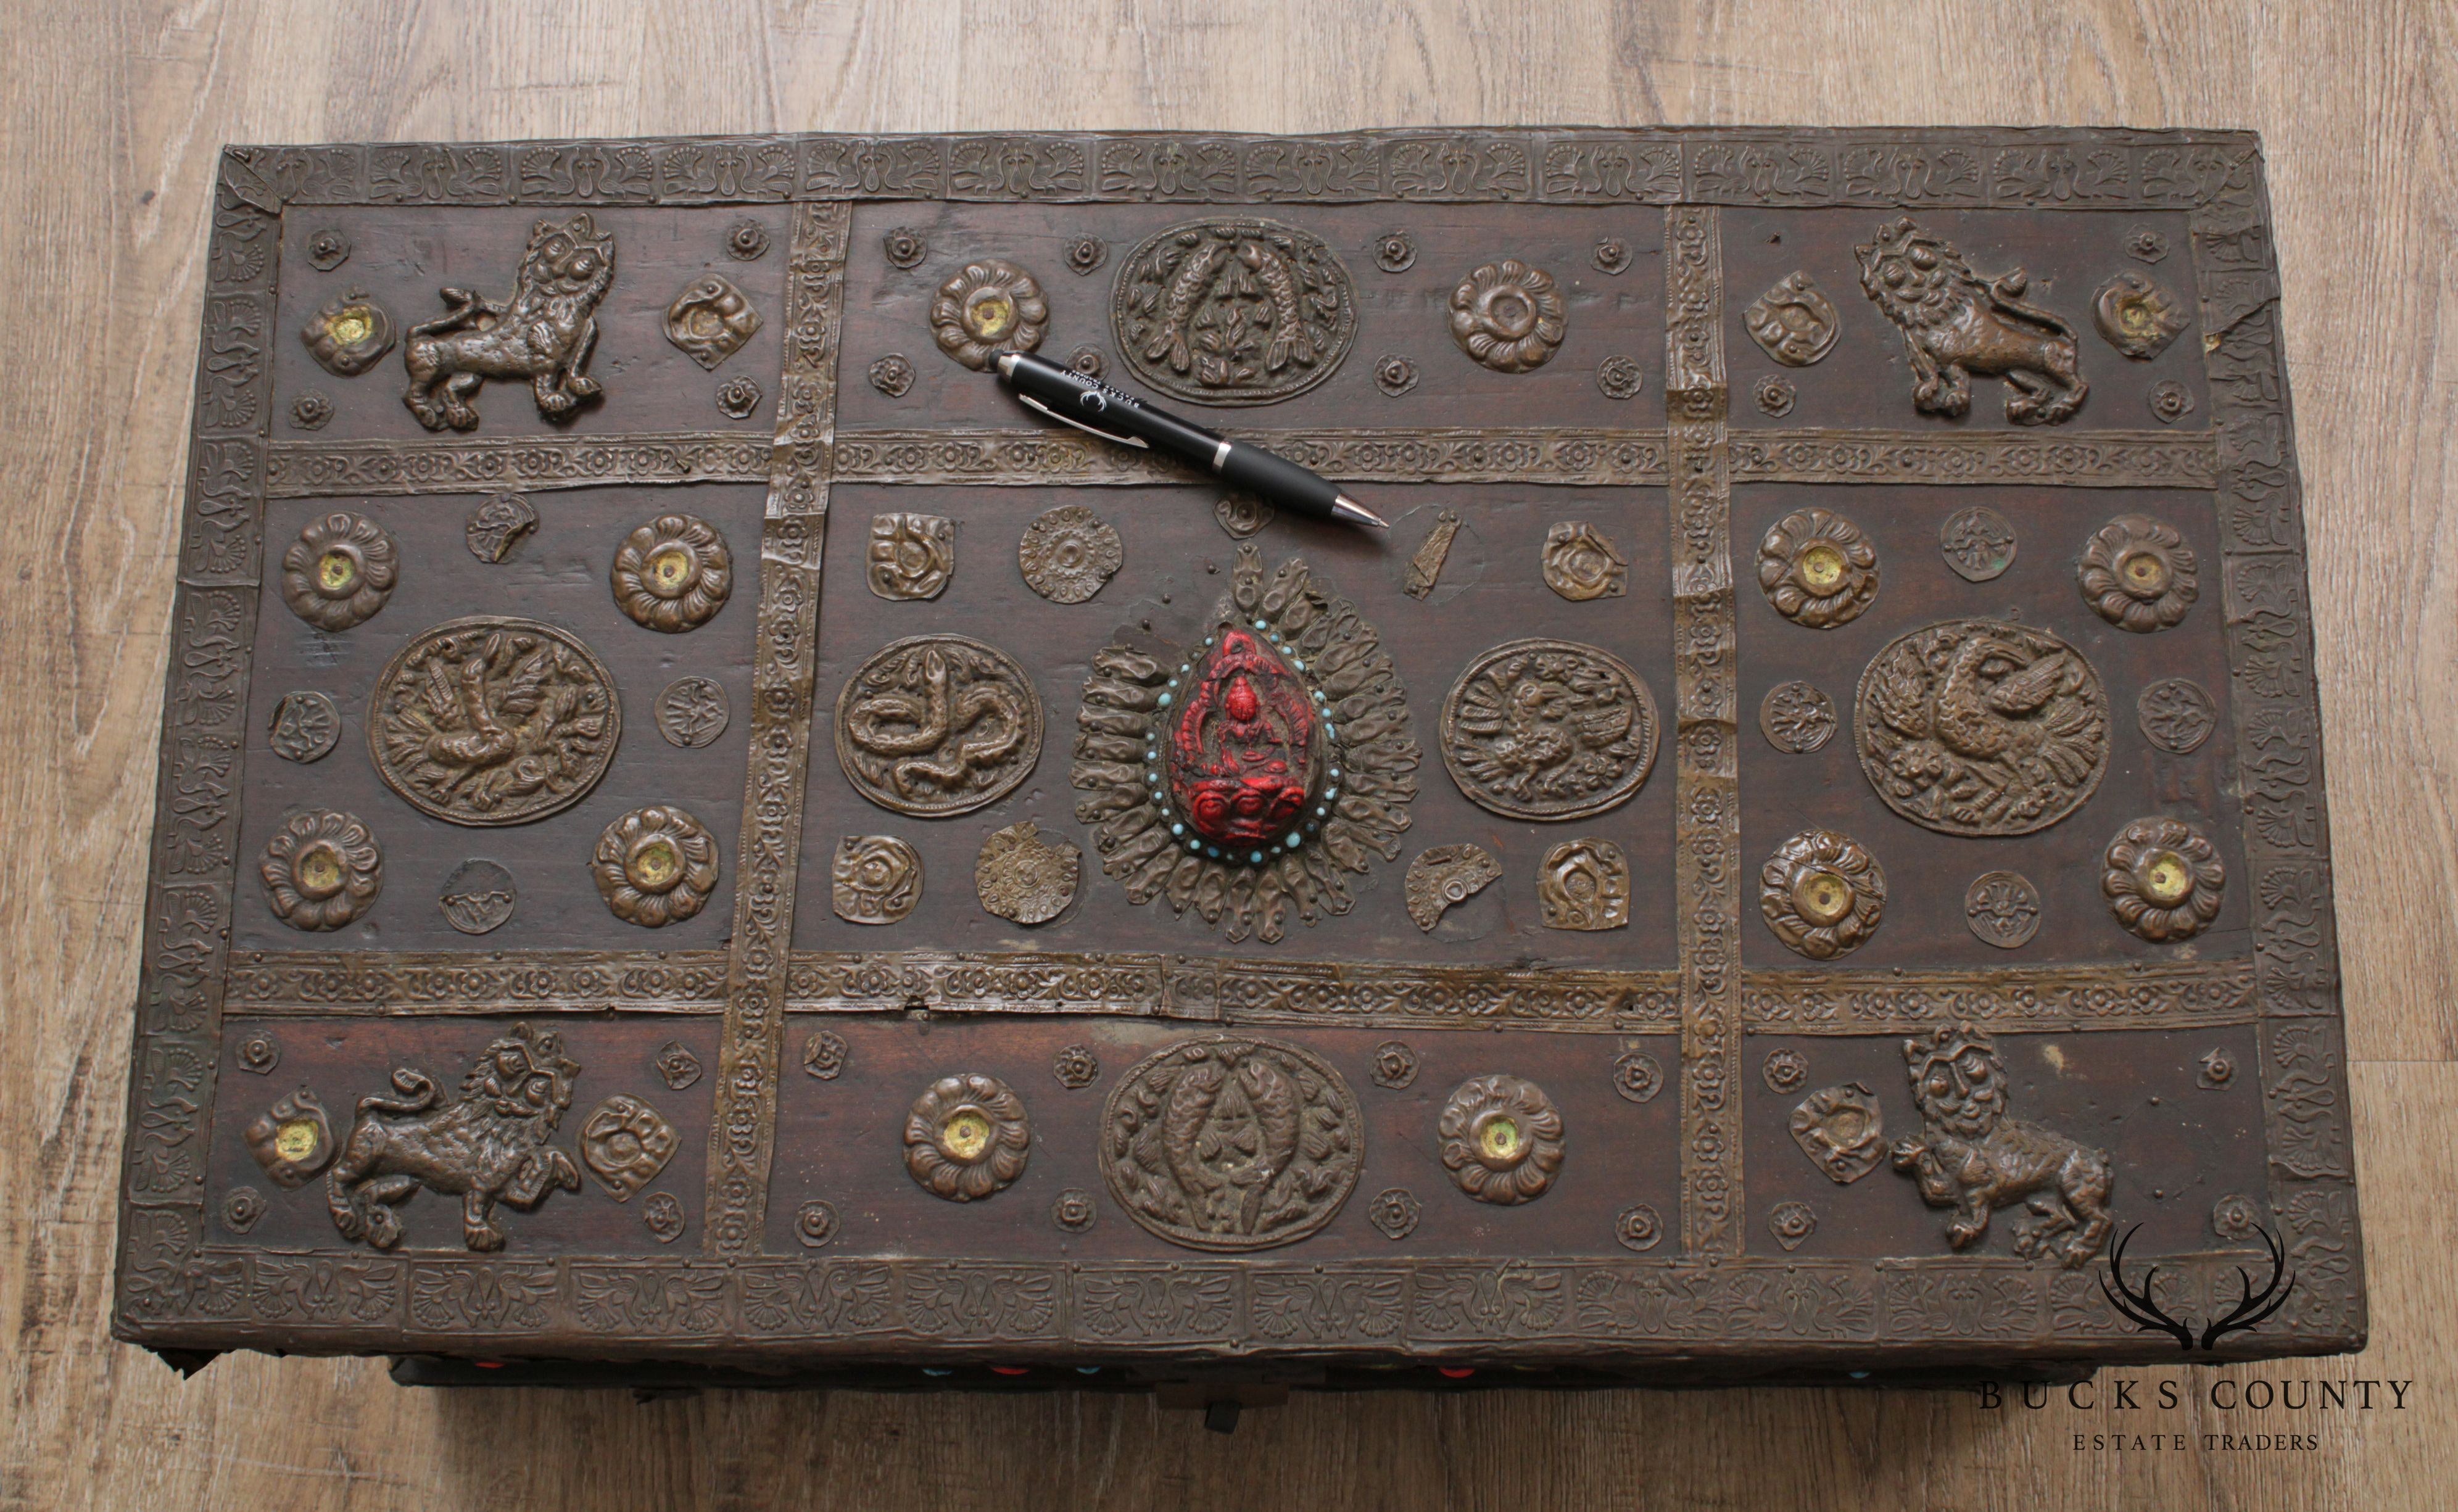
[{"xmin": 1169, "ymin": 628, "xmax": 1317, "ymax": 851}]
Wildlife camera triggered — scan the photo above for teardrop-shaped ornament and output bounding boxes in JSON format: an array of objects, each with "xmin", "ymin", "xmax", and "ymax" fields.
[{"xmin": 1165, "ymin": 624, "xmax": 1323, "ymax": 858}]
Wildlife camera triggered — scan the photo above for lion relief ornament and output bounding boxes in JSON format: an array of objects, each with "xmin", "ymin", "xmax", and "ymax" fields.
[{"xmin": 1072, "ymin": 544, "xmax": 1418, "ymax": 944}]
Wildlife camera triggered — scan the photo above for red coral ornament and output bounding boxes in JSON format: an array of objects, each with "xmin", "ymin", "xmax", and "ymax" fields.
[{"xmin": 1168, "ymin": 627, "xmax": 1318, "ymax": 854}]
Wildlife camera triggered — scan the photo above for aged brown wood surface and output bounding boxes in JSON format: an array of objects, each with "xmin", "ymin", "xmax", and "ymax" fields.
[{"xmin": 4, "ymin": 1, "xmax": 2452, "ymax": 1507}]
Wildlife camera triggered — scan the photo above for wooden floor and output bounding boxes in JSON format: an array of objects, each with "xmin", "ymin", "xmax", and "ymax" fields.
[{"xmin": 5, "ymin": 2, "xmax": 2454, "ymax": 1507}]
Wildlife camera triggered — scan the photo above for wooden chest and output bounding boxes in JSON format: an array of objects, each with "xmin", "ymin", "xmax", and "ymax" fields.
[{"xmin": 116, "ymin": 128, "xmax": 2362, "ymax": 1386}]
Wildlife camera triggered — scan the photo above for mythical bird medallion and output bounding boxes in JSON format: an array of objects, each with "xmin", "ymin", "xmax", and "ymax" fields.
[
  {"xmin": 1855, "ymin": 619, "xmax": 2108, "ymax": 837},
  {"xmin": 368, "ymin": 617, "xmax": 620, "ymax": 826},
  {"xmin": 1070, "ymin": 545, "xmax": 1417, "ymax": 944},
  {"xmin": 1441, "ymin": 640, "xmax": 1658, "ymax": 822},
  {"xmin": 1099, "ymin": 1036, "xmax": 1362, "ymax": 1252},
  {"xmin": 837, "ymin": 635, "xmax": 1043, "ymax": 817}
]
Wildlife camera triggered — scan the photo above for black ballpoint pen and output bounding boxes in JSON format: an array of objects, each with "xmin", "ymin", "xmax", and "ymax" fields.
[{"xmin": 995, "ymin": 352, "xmax": 1388, "ymax": 530}]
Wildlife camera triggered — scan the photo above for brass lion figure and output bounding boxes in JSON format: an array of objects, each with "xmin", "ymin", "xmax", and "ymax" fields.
[
  {"xmin": 1889, "ymin": 1023, "xmax": 2115, "ymax": 1267},
  {"xmin": 402, "ymin": 214, "xmax": 614, "ymax": 431},
  {"xmin": 326, "ymin": 1022, "xmax": 582, "ymax": 1252},
  {"xmin": 1856, "ymin": 218, "xmax": 2085, "ymax": 425}
]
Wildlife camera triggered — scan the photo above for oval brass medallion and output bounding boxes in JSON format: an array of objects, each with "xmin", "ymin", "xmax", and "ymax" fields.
[
  {"xmin": 1442, "ymin": 639, "xmax": 1659, "ymax": 821},
  {"xmin": 368, "ymin": 617, "xmax": 620, "ymax": 826},
  {"xmin": 1855, "ymin": 619, "xmax": 2108, "ymax": 837},
  {"xmin": 1100, "ymin": 1036, "xmax": 1362, "ymax": 1252},
  {"xmin": 837, "ymin": 635, "xmax": 1043, "ymax": 817},
  {"xmin": 1112, "ymin": 219, "xmax": 1356, "ymax": 405}
]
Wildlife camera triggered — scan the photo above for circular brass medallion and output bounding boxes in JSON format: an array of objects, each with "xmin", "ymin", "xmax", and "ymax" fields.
[
  {"xmin": 592, "ymin": 805, "xmax": 719, "ymax": 928},
  {"xmin": 437, "ymin": 858, "xmax": 516, "ymax": 935},
  {"xmin": 1760, "ymin": 828, "xmax": 1885, "ymax": 959},
  {"xmin": 1113, "ymin": 219, "xmax": 1356, "ymax": 404},
  {"xmin": 1612, "ymin": 1049, "xmax": 1664, "ymax": 1103},
  {"xmin": 260, "ymin": 809, "xmax": 382, "ymax": 931},
  {"xmin": 869, "ymin": 354, "xmax": 915, "ymax": 397},
  {"xmin": 1051, "ymin": 1044, "xmax": 1101, "ymax": 1090},
  {"xmin": 1449, "ymin": 260, "xmax": 1565, "ymax": 373},
  {"xmin": 368, "ymin": 617, "xmax": 619, "ymax": 825},
  {"xmin": 1368, "ymin": 1188, "xmax": 1421, "ymax": 1240},
  {"xmin": 725, "ymin": 218, "xmax": 769, "ymax": 262},
  {"xmin": 904, "ymin": 1073, "xmax": 1031, "ymax": 1200},
  {"xmin": 1855, "ymin": 619, "xmax": 2108, "ymax": 837},
  {"xmin": 1595, "ymin": 355, "xmax": 1644, "ymax": 400},
  {"xmin": 1758, "ymin": 680, "xmax": 1836, "ymax": 754},
  {"xmin": 655, "ymin": 675, "xmax": 730, "ymax": 749},
  {"xmin": 836, "ymin": 635, "xmax": 1042, "ymax": 817},
  {"xmin": 1053, "ymin": 1189, "xmax": 1097, "ymax": 1232},
  {"xmin": 281, "ymin": 512, "xmax": 397, "ymax": 631},
  {"xmin": 1438, "ymin": 1075, "xmax": 1565, "ymax": 1205},
  {"xmin": 1100, "ymin": 1036, "xmax": 1362, "ymax": 1252},
  {"xmin": 1441, "ymin": 639, "xmax": 1658, "ymax": 821},
  {"xmin": 268, "ymin": 690, "xmax": 341, "ymax": 764},
  {"xmin": 1939, "ymin": 505, "xmax": 2017, "ymax": 583},
  {"xmin": 2079, "ymin": 514, "xmax": 2198, "ymax": 632},
  {"xmin": 2148, "ymin": 379, "xmax": 2196, "ymax": 424},
  {"xmin": 1964, "ymin": 869, "xmax": 2042, "ymax": 949},
  {"xmin": 1758, "ymin": 508, "xmax": 1879, "ymax": 627},
  {"xmin": 612, "ymin": 514, "xmax": 733, "ymax": 633},
  {"xmin": 933, "ymin": 260, "xmax": 1049, "ymax": 371},
  {"xmin": 1370, "ymin": 1041, "xmax": 1418, "ymax": 1091},
  {"xmin": 1761, "ymin": 1048, "xmax": 1808, "ymax": 1093},
  {"xmin": 2137, "ymin": 677, "xmax": 2217, "ymax": 754},
  {"xmin": 2103, "ymin": 816, "xmax": 2225, "ymax": 942},
  {"xmin": 1017, "ymin": 504, "xmax": 1123, "ymax": 603},
  {"xmin": 1615, "ymin": 1204, "xmax": 1661, "ymax": 1251}
]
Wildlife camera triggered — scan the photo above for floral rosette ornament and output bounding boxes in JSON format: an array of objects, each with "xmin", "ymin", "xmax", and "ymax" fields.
[
  {"xmin": 592, "ymin": 805, "xmax": 719, "ymax": 927},
  {"xmin": 1449, "ymin": 259, "xmax": 1565, "ymax": 373},
  {"xmin": 281, "ymin": 512, "xmax": 398, "ymax": 631},
  {"xmin": 903, "ymin": 1073, "xmax": 1031, "ymax": 1200},
  {"xmin": 1760, "ymin": 828, "xmax": 1887, "ymax": 959},
  {"xmin": 930, "ymin": 259, "xmax": 1048, "ymax": 370},
  {"xmin": 2077, "ymin": 514, "xmax": 2197, "ymax": 632},
  {"xmin": 611, "ymin": 514, "xmax": 732, "ymax": 632},
  {"xmin": 260, "ymin": 810, "xmax": 383, "ymax": 930},
  {"xmin": 1438, "ymin": 1075, "xmax": 1565, "ymax": 1205},
  {"xmin": 1070, "ymin": 544, "xmax": 1418, "ymax": 944},
  {"xmin": 2101, "ymin": 816, "xmax": 2225, "ymax": 942},
  {"xmin": 1758, "ymin": 508, "xmax": 1879, "ymax": 628}
]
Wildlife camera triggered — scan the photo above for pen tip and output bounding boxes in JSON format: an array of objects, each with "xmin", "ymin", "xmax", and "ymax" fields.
[
  {"xmin": 1333, "ymin": 494, "xmax": 1389, "ymax": 530},
  {"xmin": 995, "ymin": 352, "xmax": 1017, "ymax": 377}
]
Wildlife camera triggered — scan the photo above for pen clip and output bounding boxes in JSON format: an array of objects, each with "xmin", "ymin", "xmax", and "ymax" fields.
[{"xmin": 1017, "ymin": 392, "xmax": 1150, "ymax": 449}]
